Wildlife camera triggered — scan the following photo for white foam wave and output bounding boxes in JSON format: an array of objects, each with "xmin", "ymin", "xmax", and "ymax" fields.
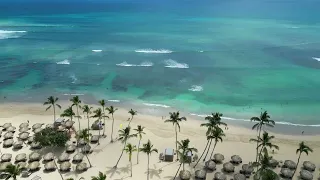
[
  {"xmin": 164, "ymin": 59, "xmax": 189, "ymax": 69},
  {"xmin": 0, "ymin": 30, "xmax": 27, "ymax": 40},
  {"xmin": 108, "ymin": 99, "xmax": 120, "ymax": 102},
  {"xmin": 92, "ymin": 49, "xmax": 102, "ymax": 52},
  {"xmin": 70, "ymin": 74, "xmax": 77, "ymax": 84},
  {"xmin": 63, "ymin": 93, "xmax": 85, "ymax": 96},
  {"xmin": 135, "ymin": 49, "xmax": 173, "ymax": 54},
  {"xmin": 188, "ymin": 85, "xmax": 203, "ymax": 92},
  {"xmin": 312, "ymin": 57, "xmax": 320, "ymax": 62},
  {"xmin": 116, "ymin": 61, "xmax": 135, "ymax": 67},
  {"xmin": 199, "ymin": 50, "xmax": 204, "ymax": 53},
  {"xmin": 57, "ymin": 59, "xmax": 70, "ymax": 65},
  {"xmin": 116, "ymin": 61, "xmax": 153, "ymax": 67},
  {"xmin": 143, "ymin": 103, "xmax": 170, "ymax": 108},
  {"xmin": 138, "ymin": 61, "xmax": 153, "ymax": 67}
]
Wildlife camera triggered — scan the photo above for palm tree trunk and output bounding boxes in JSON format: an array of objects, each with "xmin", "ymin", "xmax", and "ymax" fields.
[
  {"xmin": 98, "ymin": 122, "xmax": 101, "ymax": 145},
  {"xmin": 255, "ymin": 126, "xmax": 262, "ymax": 162},
  {"xmin": 174, "ymin": 163, "xmax": 182, "ymax": 180},
  {"xmin": 175, "ymin": 124, "xmax": 178, "ymax": 161},
  {"xmin": 111, "ymin": 114, "xmax": 115, "ymax": 142},
  {"xmin": 114, "ymin": 141, "xmax": 127, "ymax": 168},
  {"xmin": 209, "ymin": 140, "xmax": 218, "ymax": 160},
  {"xmin": 128, "ymin": 116, "xmax": 133, "ymax": 126},
  {"xmin": 256, "ymin": 146, "xmax": 265, "ymax": 171},
  {"xmin": 76, "ymin": 106, "xmax": 81, "ymax": 131},
  {"xmin": 137, "ymin": 138, "xmax": 141, "ymax": 164},
  {"xmin": 292, "ymin": 153, "xmax": 301, "ymax": 177},
  {"xmin": 130, "ymin": 159, "xmax": 133, "ymax": 177},
  {"xmin": 203, "ymin": 139, "xmax": 213, "ymax": 161},
  {"xmin": 147, "ymin": 154, "xmax": 150, "ymax": 180},
  {"xmin": 85, "ymin": 154, "xmax": 92, "ymax": 167},
  {"xmin": 102, "ymin": 107, "xmax": 106, "ymax": 136},
  {"xmin": 54, "ymin": 159, "xmax": 64, "ymax": 180},
  {"xmin": 53, "ymin": 105, "xmax": 56, "ymax": 123},
  {"xmin": 193, "ymin": 140, "xmax": 209, "ymax": 168},
  {"xmin": 87, "ymin": 114, "xmax": 90, "ymax": 134}
]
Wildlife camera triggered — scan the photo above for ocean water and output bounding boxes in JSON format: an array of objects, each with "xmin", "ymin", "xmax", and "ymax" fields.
[{"xmin": 1, "ymin": 0, "xmax": 320, "ymax": 126}]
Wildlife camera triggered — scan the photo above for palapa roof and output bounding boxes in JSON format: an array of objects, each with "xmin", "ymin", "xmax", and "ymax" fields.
[
  {"xmin": 19, "ymin": 122, "xmax": 29, "ymax": 128},
  {"xmin": 6, "ymin": 126, "xmax": 16, "ymax": 132},
  {"xmin": 3, "ymin": 132, "xmax": 14, "ymax": 140},
  {"xmin": 28, "ymin": 136, "xmax": 34, "ymax": 143},
  {"xmin": 300, "ymin": 170, "xmax": 313, "ymax": 180},
  {"xmin": 17, "ymin": 162, "xmax": 27, "ymax": 169},
  {"xmin": 214, "ymin": 172, "xmax": 226, "ymax": 180},
  {"xmin": 73, "ymin": 153, "xmax": 84, "ymax": 162},
  {"xmin": 28, "ymin": 161, "xmax": 40, "ymax": 171},
  {"xmin": 58, "ymin": 153, "xmax": 69, "ymax": 162},
  {"xmin": 13, "ymin": 140, "xmax": 24, "ymax": 149},
  {"xmin": 280, "ymin": 168, "xmax": 294, "ymax": 178},
  {"xmin": 213, "ymin": 153, "xmax": 224, "ymax": 163},
  {"xmin": 44, "ymin": 161, "xmax": 56, "ymax": 170},
  {"xmin": 223, "ymin": 162, "xmax": 235, "ymax": 172},
  {"xmin": 43, "ymin": 152, "xmax": 54, "ymax": 161},
  {"xmin": 1, "ymin": 153, "xmax": 12, "ymax": 162},
  {"xmin": 76, "ymin": 162, "xmax": 88, "ymax": 172},
  {"xmin": 64, "ymin": 120, "xmax": 74, "ymax": 128},
  {"xmin": 81, "ymin": 144, "xmax": 91, "ymax": 154},
  {"xmin": 284, "ymin": 160, "xmax": 296, "ymax": 170},
  {"xmin": 0, "ymin": 162, "xmax": 12, "ymax": 171},
  {"xmin": 231, "ymin": 155, "xmax": 242, "ymax": 164},
  {"xmin": 19, "ymin": 132, "xmax": 30, "ymax": 140},
  {"xmin": 179, "ymin": 170, "xmax": 191, "ymax": 180},
  {"xmin": 66, "ymin": 144, "xmax": 76, "ymax": 153},
  {"xmin": 30, "ymin": 142, "xmax": 42, "ymax": 149},
  {"xmin": 205, "ymin": 160, "xmax": 216, "ymax": 171},
  {"xmin": 15, "ymin": 153, "xmax": 27, "ymax": 162},
  {"xmin": 33, "ymin": 128, "xmax": 43, "ymax": 134},
  {"xmin": 241, "ymin": 164, "xmax": 253, "ymax": 174},
  {"xmin": 2, "ymin": 123, "xmax": 12, "ymax": 129},
  {"xmin": 234, "ymin": 173, "xmax": 246, "ymax": 180},
  {"xmin": 3, "ymin": 139, "xmax": 14, "ymax": 147},
  {"xmin": 46, "ymin": 124, "xmax": 54, "ymax": 129},
  {"xmin": 60, "ymin": 161, "xmax": 71, "ymax": 171},
  {"xmin": 29, "ymin": 152, "xmax": 41, "ymax": 161},
  {"xmin": 195, "ymin": 169, "xmax": 206, "ymax": 179},
  {"xmin": 19, "ymin": 127, "xmax": 30, "ymax": 133},
  {"xmin": 91, "ymin": 135, "xmax": 99, "ymax": 142},
  {"xmin": 303, "ymin": 161, "xmax": 316, "ymax": 172},
  {"xmin": 32, "ymin": 123, "xmax": 43, "ymax": 130}
]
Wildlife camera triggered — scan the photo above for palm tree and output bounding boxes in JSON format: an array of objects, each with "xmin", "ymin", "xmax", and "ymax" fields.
[
  {"xmin": 82, "ymin": 105, "xmax": 93, "ymax": 134},
  {"xmin": 254, "ymin": 148, "xmax": 279, "ymax": 180},
  {"xmin": 70, "ymin": 96, "xmax": 82, "ymax": 132},
  {"xmin": 292, "ymin": 141, "xmax": 313, "ymax": 177},
  {"xmin": 208, "ymin": 127, "xmax": 225, "ymax": 160},
  {"xmin": 250, "ymin": 131, "xmax": 279, "ymax": 163},
  {"xmin": 44, "ymin": 96, "xmax": 61, "ymax": 122},
  {"xmin": 124, "ymin": 143, "xmax": 137, "ymax": 177},
  {"xmin": 98, "ymin": 100, "xmax": 107, "ymax": 137},
  {"xmin": 4, "ymin": 164, "xmax": 22, "ymax": 180},
  {"xmin": 128, "ymin": 109, "xmax": 137, "ymax": 126},
  {"xmin": 114, "ymin": 127, "xmax": 137, "ymax": 168},
  {"xmin": 174, "ymin": 139, "xmax": 198, "ymax": 179},
  {"xmin": 164, "ymin": 111, "xmax": 186, "ymax": 160},
  {"xmin": 61, "ymin": 106, "xmax": 75, "ymax": 121},
  {"xmin": 251, "ymin": 111, "xmax": 275, "ymax": 162},
  {"xmin": 193, "ymin": 132, "xmax": 214, "ymax": 168},
  {"xmin": 91, "ymin": 108, "xmax": 108, "ymax": 145},
  {"xmin": 106, "ymin": 105, "xmax": 118, "ymax": 142},
  {"xmin": 134, "ymin": 125, "xmax": 146, "ymax": 164},
  {"xmin": 200, "ymin": 113, "xmax": 226, "ymax": 161},
  {"xmin": 91, "ymin": 171, "xmax": 106, "ymax": 180},
  {"xmin": 139, "ymin": 140, "xmax": 158, "ymax": 180},
  {"xmin": 76, "ymin": 128, "xmax": 93, "ymax": 167}
]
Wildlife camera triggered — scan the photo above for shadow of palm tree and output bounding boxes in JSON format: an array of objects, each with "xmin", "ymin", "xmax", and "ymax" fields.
[
  {"xmin": 106, "ymin": 166, "xmax": 121, "ymax": 178},
  {"xmin": 145, "ymin": 164, "xmax": 162, "ymax": 179}
]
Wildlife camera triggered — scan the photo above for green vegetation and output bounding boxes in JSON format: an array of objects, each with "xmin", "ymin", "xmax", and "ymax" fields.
[
  {"xmin": 91, "ymin": 171, "xmax": 107, "ymax": 180},
  {"xmin": 34, "ymin": 127, "xmax": 69, "ymax": 147},
  {"xmin": 124, "ymin": 143, "xmax": 137, "ymax": 177},
  {"xmin": 174, "ymin": 139, "xmax": 197, "ymax": 179},
  {"xmin": 139, "ymin": 140, "xmax": 158, "ymax": 180},
  {"xmin": 114, "ymin": 127, "xmax": 137, "ymax": 168},
  {"xmin": 98, "ymin": 99, "xmax": 107, "ymax": 136},
  {"xmin": 4, "ymin": 164, "xmax": 22, "ymax": 180},
  {"xmin": 134, "ymin": 125, "xmax": 146, "ymax": 164},
  {"xmin": 292, "ymin": 141, "xmax": 313, "ymax": 177},
  {"xmin": 106, "ymin": 105, "xmax": 118, "ymax": 142},
  {"xmin": 128, "ymin": 109, "xmax": 137, "ymax": 126},
  {"xmin": 44, "ymin": 96, "xmax": 61, "ymax": 122}
]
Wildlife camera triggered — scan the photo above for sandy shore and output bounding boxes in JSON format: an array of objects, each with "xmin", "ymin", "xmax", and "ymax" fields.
[{"xmin": 0, "ymin": 101, "xmax": 319, "ymax": 180}]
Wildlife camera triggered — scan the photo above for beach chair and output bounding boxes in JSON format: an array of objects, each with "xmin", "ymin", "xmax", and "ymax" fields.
[{"xmin": 164, "ymin": 148, "xmax": 174, "ymax": 162}]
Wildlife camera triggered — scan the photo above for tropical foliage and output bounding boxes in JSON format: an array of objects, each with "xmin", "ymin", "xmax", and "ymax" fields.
[
  {"xmin": 4, "ymin": 164, "xmax": 22, "ymax": 180},
  {"xmin": 128, "ymin": 109, "xmax": 137, "ymax": 126},
  {"xmin": 139, "ymin": 140, "xmax": 158, "ymax": 180},
  {"xmin": 106, "ymin": 105, "xmax": 118, "ymax": 142},
  {"xmin": 124, "ymin": 143, "xmax": 137, "ymax": 177},
  {"xmin": 114, "ymin": 127, "xmax": 137, "ymax": 168},
  {"xmin": 98, "ymin": 99, "xmax": 107, "ymax": 136},
  {"xmin": 34, "ymin": 127, "xmax": 70, "ymax": 147},
  {"xmin": 134, "ymin": 125, "xmax": 146, "ymax": 164},
  {"xmin": 44, "ymin": 96, "xmax": 61, "ymax": 122},
  {"xmin": 292, "ymin": 141, "xmax": 313, "ymax": 177},
  {"xmin": 82, "ymin": 105, "xmax": 93, "ymax": 133},
  {"xmin": 91, "ymin": 171, "xmax": 107, "ymax": 180},
  {"xmin": 91, "ymin": 108, "xmax": 108, "ymax": 145}
]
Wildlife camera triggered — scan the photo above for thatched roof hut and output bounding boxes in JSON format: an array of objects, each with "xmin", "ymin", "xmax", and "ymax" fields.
[
  {"xmin": 30, "ymin": 142, "xmax": 42, "ymax": 150},
  {"xmin": 1, "ymin": 153, "xmax": 12, "ymax": 162},
  {"xmin": 17, "ymin": 162, "xmax": 27, "ymax": 170},
  {"xmin": 4, "ymin": 132, "xmax": 14, "ymax": 140},
  {"xmin": 66, "ymin": 145, "xmax": 76, "ymax": 153},
  {"xmin": 58, "ymin": 153, "xmax": 70, "ymax": 162},
  {"xmin": 78, "ymin": 139, "xmax": 87, "ymax": 146},
  {"xmin": 230, "ymin": 155, "xmax": 242, "ymax": 164},
  {"xmin": 19, "ymin": 127, "xmax": 30, "ymax": 133},
  {"xmin": 44, "ymin": 161, "xmax": 56, "ymax": 171},
  {"xmin": 240, "ymin": 164, "xmax": 253, "ymax": 175},
  {"xmin": 6, "ymin": 126, "xmax": 16, "ymax": 132},
  {"xmin": 46, "ymin": 124, "xmax": 54, "ymax": 129},
  {"xmin": 28, "ymin": 161, "xmax": 40, "ymax": 171},
  {"xmin": 60, "ymin": 161, "xmax": 71, "ymax": 172},
  {"xmin": 214, "ymin": 172, "xmax": 226, "ymax": 180},
  {"xmin": 13, "ymin": 140, "xmax": 24, "ymax": 149},
  {"xmin": 300, "ymin": 170, "xmax": 313, "ymax": 180},
  {"xmin": 269, "ymin": 159, "xmax": 279, "ymax": 168},
  {"xmin": 283, "ymin": 160, "xmax": 296, "ymax": 170},
  {"xmin": 0, "ymin": 162, "xmax": 12, "ymax": 172},
  {"xmin": 81, "ymin": 144, "xmax": 92, "ymax": 154},
  {"xmin": 194, "ymin": 169, "xmax": 206, "ymax": 179},
  {"xmin": 19, "ymin": 132, "xmax": 30, "ymax": 140},
  {"xmin": 223, "ymin": 162, "xmax": 235, "ymax": 173},
  {"xmin": 29, "ymin": 152, "xmax": 41, "ymax": 162},
  {"xmin": 205, "ymin": 160, "xmax": 216, "ymax": 171},
  {"xmin": 280, "ymin": 168, "xmax": 294, "ymax": 178},
  {"xmin": 213, "ymin": 153, "xmax": 224, "ymax": 164},
  {"xmin": 33, "ymin": 128, "xmax": 43, "ymax": 134},
  {"xmin": 64, "ymin": 120, "xmax": 74, "ymax": 129},
  {"xmin": 27, "ymin": 136, "xmax": 34, "ymax": 144},
  {"xmin": 233, "ymin": 173, "xmax": 246, "ymax": 180},
  {"xmin": 15, "ymin": 153, "xmax": 27, "ymax": 163},
  {"xmin": 179, "ymin": 170, "xmax": 191, "ymax": 180},
  {"xmin": 19, "ymin": 122, "xmax": 29, "ymax": 128},
  {"xmin": 3, "ymin": 139, "xmax": 14, "ymax": 148},
  {"xmin": 43, "ymin": 152, "xmax": 54, "ymax": 162},
  {"xmin": 72, "ymin": 153, "xmax": 84, "ymax": 163},
  {"xmin": 303, "ymin": 161, "xmax": 316, "ymax": 172},
  {"xmin": 32, "ymin": 123, "xmax": 43, "ymax": 130},
  {"xmin": 76, "ymin": 162, "xmax": 88, "ymax": 172},
  {"xmin": 2, "ymin": 123, "xmax": 12, "ymax": 129}
]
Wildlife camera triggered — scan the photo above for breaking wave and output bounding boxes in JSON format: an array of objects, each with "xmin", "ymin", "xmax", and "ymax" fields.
[
  {"xmin": 312, "ymin": 57, "xmax": 320, "ymax": 62},
  {"xmin": 135, "ymin": 49, "xmax": 173, "ymax": 54},
  {"xmin": 188, "ymin": 85, "xmax": 203, "ymax": 92},
  {"xmin": 116, "ymin": 61, "xmax": 153, "ymax": 67},
  {"xmin": 56, "ymin": 59, "xmax": 70, "ymax": 65},
  {"xmin": 164, "ymin": 59, "xmax": 189, "ymax": 68},
  {"xmin": 143, "ymin": 103, "xmax": 170, "ymax": 108},
  {"xmin": 92, "ymin": 49, "xmax": 102, "ymax": 52},
  {"xmin": 0, "ymin": 30, "xmax": 27, "ymax": 40}
]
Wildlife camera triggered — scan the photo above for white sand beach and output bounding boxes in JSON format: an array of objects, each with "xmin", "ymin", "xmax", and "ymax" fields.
[{"xmin": 0, "ymin": 101, "xmax": 319, "ymax": 180}]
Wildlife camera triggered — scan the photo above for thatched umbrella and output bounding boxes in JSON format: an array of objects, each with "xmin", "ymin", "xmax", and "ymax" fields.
[
  {"xmin": 6, "ymin": 126, "xmax": 16, "ymax": 132},
  {"xmin": 30, "ymin": 142, "xmax": 42, "ymax": 149},
  {"xmin": 29, "ymin": 152, "xmax": 41, "ymax": 162},
  {"xmin": 280, "ymin": 168, "xmax": 294, "ymax": 179},
  {"xmin": 19, "ymin": 127, "xmax": 30, "ymax": 133},
  {"xmin": 213, "ymin": 153, "xmax": 224, "ymax": 164},
  {"xmin": 179, "ymin": 170, "xmax": 191, "ymax": 180},
  {"xmin": 2, "ymin": 123, "xmax": 12, "ymax": 129},
  {"xmin": 269, "ymin": 159, "xmax": 279, "ymax": 168},
  {"xmin": 78, "ymin": 139, "xmax": 87, "ymax": 146},
  {"xmin": 214, "ymin": 172, "xmax": 227, "ymax": 180},
  {"xmin": 44, "ymin": 161, "xmax": 56, "ymax": 171},
  {"xmin": 66, "ymin": 145, "xmax": 76, "ymax": 153},
  {"xmin": 4, "ymin": 132, "xmax": 14, "ymax": 140},
  {"xmin": 28, "ymin": 161, "xmax": 40, "ymax": 172},
  {"xmin": 240, "ymin": 164, "xmax": 253, "ymax": 176},
  {"xmin": 303, "ymin": 161, "xmax": 316, "ymax": 172},
  {"xmin": 15, "ymin": 153, "xmax": 27, "ymax": 163},
  {"xmin": 81, "ymin": 144, "xmax": 91, "ymax": 154},
  {"xmin": 234, "ymin": 173, "xmax": 246, "ymax": 180},
  {"xmin": 13, "ymin": 140, "xmax": 23, "ymax": 149},
  {"xmin": 58, "ymin": 153, "xmax": 70, "ymax": 162},
  {"xmin": 72, "ymin": 153, "xmax": 84, "ymax": 163},
  {"xmin": 76, "ymin": 162, "xmax": 88, "ymax": 172},
  {"xmin": 33, "ymin": 128, "xmax": 43, "ymax": 134},
  {"xmin": 300, "ymin": 170, "xmax": 313, "ymax": 180},
  {"xmin": 223, "ymin": 162, "xmax": 235, "ymax": 173},
  {"xmin": 17, "ymin": 162, "xmax": 27, "ymax": 170},
  {"xmin": 3, "ymin": 139, "xmax": 14, "ymax": 148},
  {"xmin": 194, "ymin": 169, "xmax": 206, "ymax": 179},
  {"xmin": 230, "ymin": 155, "xmax": 242, "ymax": 164},
  {"xmin": 60, "ymin": 161, "xmax": 71, "ymax": 172},
  {"xmin": 19, "ymin": 122, "xmax": 29, "ymax": 128},
  {"xmin": 1, "ymin": 153, "xmax": 12, "ymax": 162},
  {"xmin": 91, "ymin": 135, "xmax": 99, "ymax": 143},
  {"xmin": 46, "ymin": 124, "xmax": 54, "ymax": 129},
  {"xmin": 0, "ymin": 162, "xmax": 12, "ymax": 172},
  {"xmin": 27, "ymin": 136, "xmax": 34, "ymax": 144},
  {"xmin": 205, "ymin": 160, "xmax": 216, "ymax": 171},
  {"xmin": 283, "ymin": 160, "xmax": 296, "ymax": 170},
  {"xmin": 43, "ymin": 152, "xmax": 54, "ymax": 162},
  {"xmin": 57, "ymin": 126, "xmax": 66, "ymax": 132},
  {"xmin": 64, "ymin": 120, "xmax": 74, "ymax": 129},
  {"xmin": 19, "ymin": 132, "xmax": 30, "ymax": 141},
  {"xmin": 32, "ymin": 123, "xmax": 43, "ymax": 130}
]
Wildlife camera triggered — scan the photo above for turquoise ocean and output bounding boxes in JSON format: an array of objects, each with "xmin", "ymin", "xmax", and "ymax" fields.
[{"xmin": 1, "ymin": 0, "xmax": 320, "ymax": 127}]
